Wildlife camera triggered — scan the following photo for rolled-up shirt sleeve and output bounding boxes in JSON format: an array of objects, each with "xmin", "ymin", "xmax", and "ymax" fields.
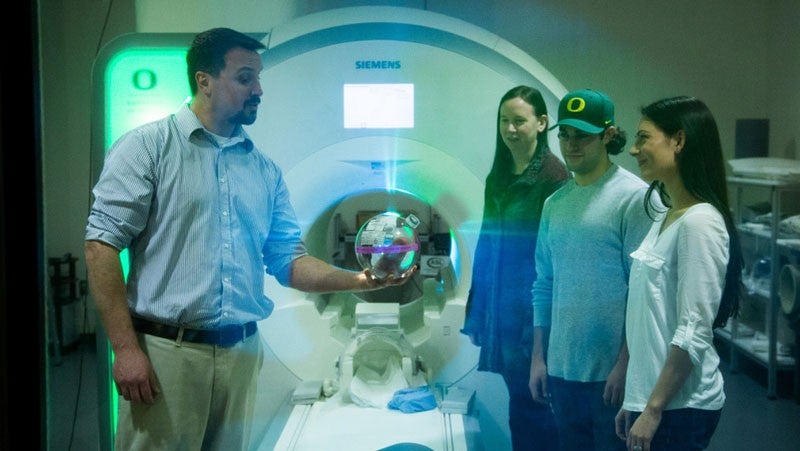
[
  {"xmin": 261, "ymin": 165, "xmax": 307, "ymax": 286},
  {"xmin": 670, "ymin": 210, "xmax": 729, "ymax": 366},
  {"xmin": 86, "ymin": 127, "xmax": 159, "ymax": 250}
]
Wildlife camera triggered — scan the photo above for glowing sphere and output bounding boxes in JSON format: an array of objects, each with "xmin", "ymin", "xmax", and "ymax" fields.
[{"xmin": 355, "ymin": 212, "xmax": 421, "ymax": 280}]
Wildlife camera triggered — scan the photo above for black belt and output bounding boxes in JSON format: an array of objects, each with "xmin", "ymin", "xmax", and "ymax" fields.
[{"xmin": 131, "ymin": 317, "xmax": 258, "ymax": 347}]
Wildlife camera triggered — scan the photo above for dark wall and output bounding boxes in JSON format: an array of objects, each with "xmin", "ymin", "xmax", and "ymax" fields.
[{"xmin": 2, "ymin": 1, "xmax": 45, "ymax": 449}]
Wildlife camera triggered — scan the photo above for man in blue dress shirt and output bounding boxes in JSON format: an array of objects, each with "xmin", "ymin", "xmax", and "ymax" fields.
[{"xmin": 85, "ymin": 27, "xmax": 414, "ymax": 451}]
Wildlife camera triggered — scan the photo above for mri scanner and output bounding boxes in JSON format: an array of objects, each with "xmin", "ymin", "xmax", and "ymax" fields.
[{"xmin": 91, "ymin": 6, "xmax": 567, "ymax": 450}]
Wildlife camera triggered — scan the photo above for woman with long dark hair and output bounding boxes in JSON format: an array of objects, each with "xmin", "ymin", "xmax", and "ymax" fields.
[
  {"xmin": 615, "ymin": 96, "xmax": 742, "ymax": 451},
  {"xmin": 462, "ymin": 85, "xmax": 569, "ymax": 450}
]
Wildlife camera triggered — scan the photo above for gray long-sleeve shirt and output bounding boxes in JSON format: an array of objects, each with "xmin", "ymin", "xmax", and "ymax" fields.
[{"xmin": 532, "ymin": 164, "xmax": 652, "ymax": 382}]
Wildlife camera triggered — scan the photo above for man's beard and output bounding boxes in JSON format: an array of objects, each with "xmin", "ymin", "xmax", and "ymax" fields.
[
  {"xmin": 237, "ymin": 97, "xmax": 260, "ymax": 125},
  {"xmin": 236, "ymin": 110, "xmax": 258, "ymax": 126}
]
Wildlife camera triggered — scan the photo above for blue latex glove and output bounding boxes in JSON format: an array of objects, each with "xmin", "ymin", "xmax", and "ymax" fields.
[{"xmin": 387, "ymin": 385, "xmax": 437, "ymax": 413}]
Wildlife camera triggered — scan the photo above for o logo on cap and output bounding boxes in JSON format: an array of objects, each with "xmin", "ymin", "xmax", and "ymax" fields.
[{"xmin": 566, "ymin": 98, "xmax": 586, "ymax": 113}]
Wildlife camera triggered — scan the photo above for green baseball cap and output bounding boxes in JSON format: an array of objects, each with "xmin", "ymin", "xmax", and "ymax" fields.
[{"xmin": 552, "ymin": 89, "xmax": 615, "ymax": 134}]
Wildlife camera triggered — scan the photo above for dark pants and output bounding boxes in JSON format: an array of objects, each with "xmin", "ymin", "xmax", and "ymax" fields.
[
  {"xmin": 629, "ymin": 408, "xmax": 721, "ymax": 450},
  {"xmin": 549, "ymin": 377, "xmax": 625, "ymax": 451},
  {"xmin": 502, "ymin": 371, "xmax": 559, "ymax": 451}
]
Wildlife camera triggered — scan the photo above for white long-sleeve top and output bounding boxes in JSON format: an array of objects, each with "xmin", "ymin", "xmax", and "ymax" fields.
[{"xmin": 623, "ymin": 203, "xmax": 728, "ymax": 412}]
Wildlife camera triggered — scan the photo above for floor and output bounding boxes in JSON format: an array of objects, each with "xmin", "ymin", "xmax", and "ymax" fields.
[{"xmin": 46, "ymin": 336, "xmax": 800, "ymax": 451}]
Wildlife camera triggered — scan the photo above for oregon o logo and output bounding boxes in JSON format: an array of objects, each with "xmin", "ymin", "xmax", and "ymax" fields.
[
  {"xmin": 132, "ymin": 69, "xmax": 157, "ymax": 90},
  {"xmin": 566, "ymin": 98, "xmax": 586, "ymax": 113}
]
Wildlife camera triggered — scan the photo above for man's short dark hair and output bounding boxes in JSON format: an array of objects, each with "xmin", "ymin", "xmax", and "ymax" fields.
[{"xmin": 186, "ymin": 28, "xmax": 266, "ymax": 95}]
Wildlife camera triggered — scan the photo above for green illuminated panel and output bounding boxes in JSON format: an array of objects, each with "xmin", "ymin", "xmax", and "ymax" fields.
[
  {"xmin": 104, "ymin": 46, "xmax": 189, "ymax": 280},
  {"xmin": 103, "ymin": 45, "xmax": 190, "ymax": 449},
  {"xmin": 105, "ymin": 48, "xmax": 190, "ymax": 148}
]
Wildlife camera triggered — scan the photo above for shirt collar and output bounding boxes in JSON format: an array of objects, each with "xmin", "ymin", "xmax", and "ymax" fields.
[{"xmin": 176, "ymin": 102, "xmax": 255, "ymax": 151}]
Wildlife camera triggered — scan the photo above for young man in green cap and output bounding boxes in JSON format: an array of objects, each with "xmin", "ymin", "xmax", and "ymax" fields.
[{"xmin": 528, "ymin": 89, "xmax": 654, "ymax": 450}]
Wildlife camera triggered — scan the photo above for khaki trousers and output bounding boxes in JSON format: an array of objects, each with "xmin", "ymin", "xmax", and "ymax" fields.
[{"xmin": 115, "ymin": 331, "xmax": 264, "ymax": 451}]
